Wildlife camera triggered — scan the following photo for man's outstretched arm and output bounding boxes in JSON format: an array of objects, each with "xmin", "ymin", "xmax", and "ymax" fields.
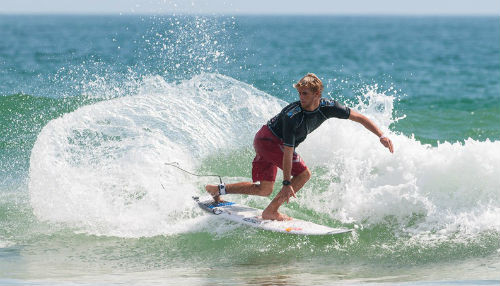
[{"xmin": 348, "ymin": 109, "xmax": 394, "ymax": 153}]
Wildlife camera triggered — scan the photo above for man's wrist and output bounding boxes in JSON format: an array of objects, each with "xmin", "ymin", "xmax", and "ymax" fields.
[{"xmin": 282, "ymin": 180, "xmax": 292, "ymax": 186}]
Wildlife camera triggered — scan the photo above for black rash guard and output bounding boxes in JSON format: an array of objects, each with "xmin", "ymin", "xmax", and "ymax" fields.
[{"xmin": 267, "ymin": 98, "xmax": 351, "ymax": 147}]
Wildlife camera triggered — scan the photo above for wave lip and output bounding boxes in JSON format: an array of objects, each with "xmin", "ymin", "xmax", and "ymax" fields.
[{"xmin": 28, "ymin": 73, "xmax": 283, "ymax": 237}]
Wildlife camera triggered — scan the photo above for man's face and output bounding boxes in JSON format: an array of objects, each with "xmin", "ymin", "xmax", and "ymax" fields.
[{"xmin": 297, "ymin": 87, "xmax": 320, "ymax": 109}]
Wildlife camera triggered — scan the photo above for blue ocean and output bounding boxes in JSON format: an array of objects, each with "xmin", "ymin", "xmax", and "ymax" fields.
[{"xmin": 1, "ymin": 15, "xmax": 499, "ymax": 285}]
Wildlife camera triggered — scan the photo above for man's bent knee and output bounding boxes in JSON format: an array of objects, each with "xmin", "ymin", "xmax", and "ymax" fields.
[
  {"xmin": 257, "ymin": 181, "xmax": 274, "ymax": 197},
  {"xmin": 298, "ymin": 168, "xmax": 311, "ymax": 181}
]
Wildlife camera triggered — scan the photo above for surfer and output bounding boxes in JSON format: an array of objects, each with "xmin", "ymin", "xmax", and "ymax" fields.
[{"xmin": 206, "ymin": 73, "xmax": 394, "ymax": 220}]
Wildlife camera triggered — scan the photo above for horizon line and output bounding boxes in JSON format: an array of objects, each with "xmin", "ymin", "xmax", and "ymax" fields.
[{"xmin": 1, "ymin": 12, "xmax": 499, "ymax": 17}]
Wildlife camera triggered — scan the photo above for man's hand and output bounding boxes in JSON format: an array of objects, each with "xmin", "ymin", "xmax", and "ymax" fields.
[
  {"xmin": 380, "ymin": 137, "xmax": 394, "ymax": 153},
  {"xmin": 279, "ymin": 185, "xmax": 296, "ymax": 204}
]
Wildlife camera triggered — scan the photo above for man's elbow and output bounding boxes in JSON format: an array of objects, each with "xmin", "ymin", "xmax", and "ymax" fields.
[{"xmin": 348, "ymin": 111, "xmax": 366, "ymax": 123}]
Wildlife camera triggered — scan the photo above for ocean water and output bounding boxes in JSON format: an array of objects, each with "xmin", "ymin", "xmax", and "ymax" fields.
[{"xmin": 1, "ymin": 14, "xmax": 500, "ymax": 285}]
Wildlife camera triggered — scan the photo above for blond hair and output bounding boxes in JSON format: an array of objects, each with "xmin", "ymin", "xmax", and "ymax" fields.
[{"xmin": 293, "ymin": 73, "xmax": 323, "ymax": 94}]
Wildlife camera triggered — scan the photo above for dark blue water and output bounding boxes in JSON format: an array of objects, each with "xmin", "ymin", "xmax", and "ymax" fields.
[{"xmin": 2, "ymin": 16, "xmax": 498, "ymax": 143}]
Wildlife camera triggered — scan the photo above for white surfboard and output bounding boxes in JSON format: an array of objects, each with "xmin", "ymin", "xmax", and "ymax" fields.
[{"xmin": 193, "ymin": 196, "xmax": 353, "ymax": 236}]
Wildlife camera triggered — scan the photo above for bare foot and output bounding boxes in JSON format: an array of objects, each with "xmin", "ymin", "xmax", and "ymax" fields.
[
  {"xmin": 205, "ymin": 185, "xmax": 223, "ymax": 203},
  {"xmin": 261, "ymin": 210, "xmax": 292, "ymax": 221}
]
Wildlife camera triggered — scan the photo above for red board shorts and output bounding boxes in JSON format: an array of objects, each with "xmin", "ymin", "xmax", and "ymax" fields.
[{"xmin": 252, "ymin": 125, "xmax": 308, "ymax": 182}]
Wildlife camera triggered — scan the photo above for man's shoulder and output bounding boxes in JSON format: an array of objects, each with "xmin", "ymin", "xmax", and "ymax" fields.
[
  {"xmin": 319, "ymin": 98, "xmax": 351, "ymax": 119},
  {"xmin": 283, "ymin": 101, "xmax": 302, "ymax": 119}
]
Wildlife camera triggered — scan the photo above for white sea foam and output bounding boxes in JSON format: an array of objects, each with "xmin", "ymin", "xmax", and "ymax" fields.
[
  {"xmin": 299, "ymin": 87, "xmax": 500, "ymax": 240},
  {"xmin": 29, "ymin": 74, "xmax": 500, "ymax": 240},
  {"xmin": 0, "ymin": 240, "xmax": 14, "ymax": 248},
  {"xmin": 29, "ymin": 73, "xmax": 283, "ymax": 237}
]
